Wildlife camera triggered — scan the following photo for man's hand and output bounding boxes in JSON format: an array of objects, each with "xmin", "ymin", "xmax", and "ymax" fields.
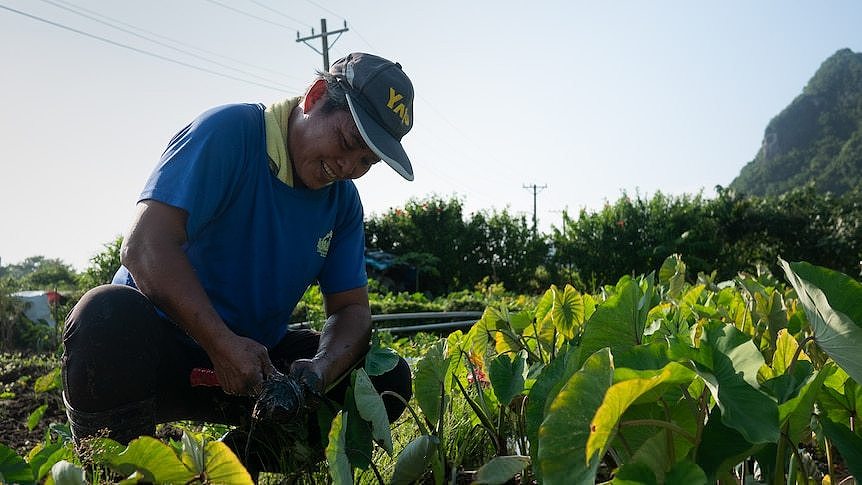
[
  {"xmin": 210, "ymin": 333, "xmax": 275, "ymax": 396},
  {"xmin": 289, "ymin": 358, "xmax": 325, "ymax": 395}
]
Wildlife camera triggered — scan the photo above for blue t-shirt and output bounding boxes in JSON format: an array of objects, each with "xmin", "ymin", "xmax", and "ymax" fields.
[{"xmin": 113, "ymin": 103, "xmax": 368, "ymax": 347}]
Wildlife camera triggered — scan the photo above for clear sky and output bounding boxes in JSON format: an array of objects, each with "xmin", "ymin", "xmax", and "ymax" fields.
[{"xmin": 1, "ymin": 0, "xmax": 861, "ymax": 270}]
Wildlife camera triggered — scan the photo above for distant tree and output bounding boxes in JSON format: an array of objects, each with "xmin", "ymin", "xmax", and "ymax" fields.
[
  {"xmin": 6, "ymin": 256, "xmax": 78, "ymax": 290},
  {"xmin": 78, "ymin": 236, "xmax": 123, "ymax": 291}
]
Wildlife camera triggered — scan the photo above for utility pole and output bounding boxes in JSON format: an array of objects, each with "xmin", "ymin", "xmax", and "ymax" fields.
[
  {"xmin": 523, "ymin": 183, "xmax": 547, "ymax": 235},
  {"xmin": 296, "ymin": 18, "xmax": 349, "ymax": 71}
]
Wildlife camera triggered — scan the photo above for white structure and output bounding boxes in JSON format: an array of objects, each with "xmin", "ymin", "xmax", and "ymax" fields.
[{"xmin": 11, "ymin": 291, "xmax": 56, "ymax": 327}]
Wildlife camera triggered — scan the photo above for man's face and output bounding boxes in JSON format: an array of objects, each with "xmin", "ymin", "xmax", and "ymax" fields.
[{"xmin": 289, "ymin": 99, "xmax": 380, "ymax": 190}]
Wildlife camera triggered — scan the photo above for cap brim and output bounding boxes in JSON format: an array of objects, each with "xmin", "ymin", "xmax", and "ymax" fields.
[{"xmin": 345, "ymin": 94, "xmax": 414, "ymax": 181}]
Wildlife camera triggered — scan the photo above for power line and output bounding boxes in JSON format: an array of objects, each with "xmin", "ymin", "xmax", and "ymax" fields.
[
  {"xmin": 201, "ymin": 0, "xmax": 304, "ymax": 32},
  {"xmin": 247, "ymin": 0, "xmax": 312, "ymax": 29},
  {"xmin": 36, "ymin": 0, "xmax": 301, "ymax": 92},
  {"xmin": 48, "ymin": 0, "xmax": 307, "ymax": 82},
  {"xmin": 0, "ymin": 3, "xmax": 291, "ymax": 93},
  {"xmin": 301, "ymin": 0, "xmax": 344, "ymax": 22}
]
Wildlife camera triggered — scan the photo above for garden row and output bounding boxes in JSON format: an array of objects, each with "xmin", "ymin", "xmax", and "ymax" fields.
[{"xmin": 3, "ymin": 254, "xmax": 862, "ymax": 484}]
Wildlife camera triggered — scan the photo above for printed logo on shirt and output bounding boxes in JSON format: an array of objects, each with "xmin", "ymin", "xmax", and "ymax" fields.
[{"xmin": 317, "ymin": 230, "xmax": 333, "ymax": 257}]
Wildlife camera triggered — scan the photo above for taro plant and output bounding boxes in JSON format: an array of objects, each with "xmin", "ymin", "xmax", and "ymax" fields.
[{"xmin": 379, "ymin": 254, "xmax": 862, "ymax": 484}]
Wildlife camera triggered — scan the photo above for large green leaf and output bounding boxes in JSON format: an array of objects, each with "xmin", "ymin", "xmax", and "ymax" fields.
[
  {"xmin": 659, "ymin": 254, "xmax": 687, "ymax": 300},
  {"xmin": 578, "ymin": 278, "xmax": 643, "ymax": 367},
  {"xmin": 413, "ymin": 340, "xmax": 449, "ymax": 425},
  {"xmin": 695, "ymin": 407, "xmax": 763, "ymax": 481},
  {"xmin": 27, "ymin": 439, "xmax": 73, "ymax": 482},
  {"xmin": 552, "ymin": 284, "xmax": 585, "ymax": 340},
  {"xmin": 537, "ymin": 348, "xmax": 614, "ymax": 485},
  {"xmin": 525, "ymin": 345, "xmax": 575, "ymax": 483},
  {"xmin": 819, "ymin": 367, "xmax": 862, "ymax": 425},
  {"xmin": 820, "ymin": 417, "xmax": 862, "ymax": 479},
  {"xmin": 0, "ymin": 442, "xmax": 34, "ymax": 485},
  {"xmin": 587, "ymin": 363, "xmax": 696, "ymax": 460},
  {"xmin": 390, "ymin": 434, "xmax": 437, "ymax": 485},
  {"xmin": 623, "ymin": 401, "xmax": 698, "ymax": 481},
  {"xmin": 669, "ymin": 323, "xmax": 779, "ymax": 444},
  {"xmin": 612, "ymin": 462, "xmax": 657, "ymax": 485},
  {"xmin": 200, "ymin": 441, "xmax": 253, "ymax": 485},
  {"xmin": 344, "ymin": 383, "xmax": 373, "ymax": 470},
  {"xmin": 325, "ymin": 411, "xmax": 352, "ymax": 485},
  {"xmin": 664, "ymin": 460, "xmax": 707, "ymax": 485},
  {"xmin": 488, "ymin": 351, "xmax": 527, "ymax": 406},
  {"xmin": 364, "ymin": 343, "xmax": 401, "ymax": 377},
  {"xmin": 778, "ymin": 363, "xmax": 831, "ymax": 443},
  {"xmin": 46, "ymin": 460, "xmax": 85, "ymax": 485},
  {"xmin": 27, "ymin": 404, "xmax": 47, "ymax": 431},
  {"xmin": 108, "ymin": 437, "xmax": 194, "ymax": 484},
  {"xmin": 353, "ymin": 368, "xmax": 393, "ymax": 454},
  {"xmin": 780, "ymin": 259, "xmax": 862, "ymax": 384},
  {"xmin": 771, "ymin": 329, "xmax": 810, "ymax": 375},
  {"xmin": 473, "ymin": 455, "xmax": 530, "ymax": 485}
]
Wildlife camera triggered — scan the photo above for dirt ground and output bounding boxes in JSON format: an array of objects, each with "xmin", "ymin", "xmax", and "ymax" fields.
[{"xmin": 0, "ymin": 357, "xmax": 66, "ymax": 456}]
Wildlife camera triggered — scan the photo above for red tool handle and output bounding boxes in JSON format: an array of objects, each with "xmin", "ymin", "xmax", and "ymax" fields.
[{"xmin": 190, "ymin": 367, "xmax": 220, "ymax": 387}]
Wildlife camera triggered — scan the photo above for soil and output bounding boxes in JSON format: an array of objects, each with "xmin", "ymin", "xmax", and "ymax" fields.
[{"xmin": 0, "ymin": 358, "xmax": 66, "ymax": 456}]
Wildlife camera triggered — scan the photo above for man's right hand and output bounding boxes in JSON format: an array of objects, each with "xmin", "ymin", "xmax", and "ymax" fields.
[{"xmin": 209, "ymin": 333, "xmax": 275, "ymax": 396}]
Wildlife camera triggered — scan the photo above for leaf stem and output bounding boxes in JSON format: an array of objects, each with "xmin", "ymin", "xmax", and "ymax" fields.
[
  {"xmin": 787, "ymin": 335, "xmax": 815, "ymax": 376},
  {"xmin": 381, "ymin": 391, "xmax": 429, "ymax": 436},
  {"xmin": 617, "ymin": 419, "xmax": 696, "ymax": 444}
]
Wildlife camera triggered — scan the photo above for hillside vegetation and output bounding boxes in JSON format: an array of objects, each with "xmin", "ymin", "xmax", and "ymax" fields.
[{"xmin": 731, "ymin": 48, "xmax": 862, "ymax": 195}]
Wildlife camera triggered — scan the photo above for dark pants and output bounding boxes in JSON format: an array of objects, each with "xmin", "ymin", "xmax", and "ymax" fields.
[{"xmin": 62, "ymin": 285, "xmax": 412, "ymax": 471}]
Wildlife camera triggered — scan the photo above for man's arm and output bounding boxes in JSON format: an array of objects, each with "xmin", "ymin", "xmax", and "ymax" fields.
[
  {"xmin": 121, "ymin": 199, "xmax": 273, "ymax": 395},
  {"xmin": 290, "ymin": 286, "xmax": 372, "ymax": 392}
]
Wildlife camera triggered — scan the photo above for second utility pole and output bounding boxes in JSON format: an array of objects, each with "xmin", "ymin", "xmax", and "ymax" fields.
[{"xmin": 296, "ymin": 18, "xmax": 349, "ymax": 71}]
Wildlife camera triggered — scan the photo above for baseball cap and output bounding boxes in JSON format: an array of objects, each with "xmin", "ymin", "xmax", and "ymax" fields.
[{"xmin": 330, "ymin": 53, "xmax": 415, "ymax": 181}]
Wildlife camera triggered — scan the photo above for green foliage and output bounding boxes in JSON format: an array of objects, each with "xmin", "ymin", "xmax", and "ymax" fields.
[
  {"xmin": 731, "ymin": 49, "xmax": 862, "ymax": 197},
  {"xmin": 552, "ymin": 186, "xmax": 862, "ymax": 289},
  {"xmin": 78, "ymin": 236, "xmax": 122, "ymax": 290},
  {"xmin": 365, "ymin": 195, "xmax": 549, "ymax": 295}
]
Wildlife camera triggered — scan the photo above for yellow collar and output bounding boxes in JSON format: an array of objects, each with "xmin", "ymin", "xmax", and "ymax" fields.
[{"xmin": 264, "ymin": 97, "xmax": 301, "ymax": 186}]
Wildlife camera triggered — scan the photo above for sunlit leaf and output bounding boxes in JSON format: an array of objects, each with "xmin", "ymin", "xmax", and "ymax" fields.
[
  {"xmin": 780, "ymin": 259, "xmax": 862, "ymax": 384},
  {"xmin": 473, "ymin": 455, "xmax": 530, "ymax": 484},
  {"xmin": 26, "ymin": 404, "xmax": 47, "ymax": 431},
  {"xmin": 353, "ymin": 369, "xmax": 393, "ymax": 454},
  {"xmin": 107, "ymin": 436, "xmax": 193, "ymax": 484},
  {"xmin": 537, "ymin": 348, "xmax": 614, "ymax": 485},
  {"xmin": 588, "ymin": 363, "xmax": 696, "ymax": 461},
  {"xmin": 552, "ymin": 284, "xmax": 584, "ymax": 340},
  {"xmin": 659, "ymin": 254, "xmax": 687, "ymax": 299},
  {"xmin": 390, "ymin": 434, "xmax": 437, "ymax": 485},
  {"xmin": 180, "ymin": 431, "xmax": 204, "ymax": 474},
  {"xmin": 47, "ymin": 460, "xmax": 85, "ymax": 485},
  {"xmin": 325, "ymin": 411, "xmax": 352, "ymax": 485},
  {"xmin": 27, "ymin": 440, "xmax": 72, "ymax": 481},
  {"xmin": 772, "ymin": 329, "xmax": 810, "ymax": 374},
  {"xmin": 34, "ymin": 368, "xmax": 61, "ymax": 394},
  {"xmin": 202, "ymin": 440, "xmax": 253, "ymax": 484}
]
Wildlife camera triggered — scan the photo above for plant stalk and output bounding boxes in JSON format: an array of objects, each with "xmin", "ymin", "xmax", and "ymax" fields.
[
  {"xmin": 381, "ymin": 391, "xmax": 429, "ymax": 436},
  {"xmin": 617, "ymin": 419, "xmax": 696, "ymax": 444}
]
